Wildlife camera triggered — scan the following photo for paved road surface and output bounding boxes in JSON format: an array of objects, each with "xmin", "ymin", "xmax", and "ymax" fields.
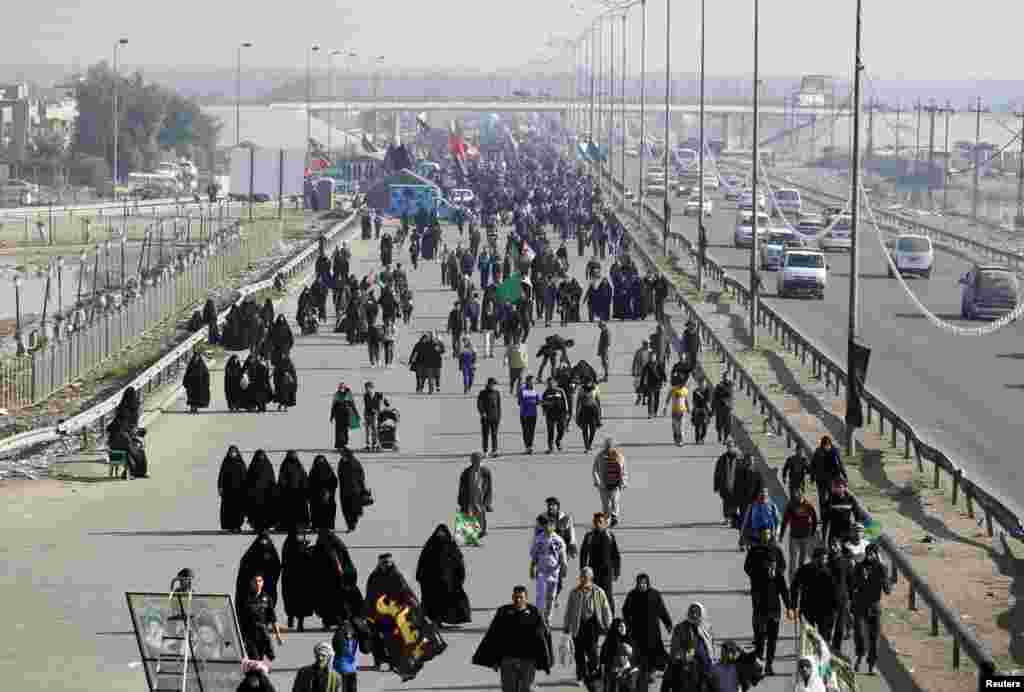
[
  {"xmin": 0, "ymin": 214, "xmax": 892, "ymax": 691},
  {"xmin": 623, "ymin": 158, "xmax": 1024, "ymax": 518}
]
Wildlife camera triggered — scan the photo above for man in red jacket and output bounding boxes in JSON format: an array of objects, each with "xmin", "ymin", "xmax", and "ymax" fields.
[{"xmin": 779, "ymin": 489, "xmax": 819, "ymax": 581}]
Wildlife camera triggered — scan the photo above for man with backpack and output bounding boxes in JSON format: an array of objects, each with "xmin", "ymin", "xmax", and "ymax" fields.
[{"xmin": 591, "ymin": 437, "xmax": 628, "ymax": 527}]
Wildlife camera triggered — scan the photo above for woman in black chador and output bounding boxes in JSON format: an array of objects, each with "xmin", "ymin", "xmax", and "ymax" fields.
[
  {"xmin": 621, "ymin": 572, "xmax": 672, "ymax": 683},
  {"xmin": 246, "ymin": 449, "xmax": 278, "ymax": 533},
  {"xmin": 217, "ymin": 445, "xmax": 248, "ymax": 532},
  {"xmin": 224, "ymin": 355, "xmax": 244, "ymax": 412},
  {"xmin": 311, "ymin": 527, "xmax": 362, "ymax": 630},
  {"xmin": 242, "ymin": 354, "xmax": 272, "ymax": 413},
  {"xmin": 269, "ymin": 315, "xmax": 294, "ymax": 367},
  {"xmin": 281, "ymin": 528, "xmax": 315, "ymax": 631},
  {"xmin": 307, "ymin": 454, "xmax": 338, "ymax": 531},
  {"xmin": 184, "ymin": 351, "xmax": 211, "ymax": 414},
  {"xmin": 337, "ymin": 448, "xmax": 368, "ymax": 533},
  {"xmin": 272, "ymin": 355, "xmax": 297, "ymax": 412},
  {"xmin": 276, "ymin": 450, "xmax": 310, "ymax": 531},
  {"xmin": 236, "ymin": 532, "xmax": 282, "ymax": 612},
  {"xmin": 415, "ymin": 524, "xmax": 471, "ymax": 627}
]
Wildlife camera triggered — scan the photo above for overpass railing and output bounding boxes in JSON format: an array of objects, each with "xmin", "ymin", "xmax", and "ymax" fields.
[
  {"xmin": 604, "ymin": 173, "xmax": 1001, "ymax": 690},
  {"xmin": 0, "ymin": 211, "xmax": 359, "ymax": 460}
]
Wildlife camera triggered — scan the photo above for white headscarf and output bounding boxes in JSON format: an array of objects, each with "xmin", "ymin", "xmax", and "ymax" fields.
[{"xmin": 794, "ymin": 656, "xmax": 827, "ymax": 692}]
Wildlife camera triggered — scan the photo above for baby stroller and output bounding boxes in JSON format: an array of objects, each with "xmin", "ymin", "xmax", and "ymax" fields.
[{"xmin": 377, "ymin": 408, "xmax": 400, "ymax": 451}]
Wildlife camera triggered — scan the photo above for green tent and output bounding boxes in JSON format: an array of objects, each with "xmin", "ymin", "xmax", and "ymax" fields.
[{"xmin": 495, "ymin": 273, "xmax": 522, "ymax": 304}]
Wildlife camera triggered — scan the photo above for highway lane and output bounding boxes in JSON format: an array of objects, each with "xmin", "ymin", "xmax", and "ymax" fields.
[
  {"xmin": 0, "ymin": 214, "xmax": 833, "ymax": 691},
  {"xmin": 622, "ymin": 157, "xmax": 1024, "ymax": 516}
]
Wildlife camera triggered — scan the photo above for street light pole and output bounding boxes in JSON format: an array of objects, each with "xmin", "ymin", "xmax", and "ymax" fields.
[
  {"xmin": 662, "ymin": 0, "xmax": 671, "ymax": 254},
  {"xmin": 621, "ymin": 12, "xmax": 627, "ymax": 202},
  {"xmin": 608, "ymin": 14, "xmax": 615, "ymax": 186},
  {"xmin": 697, "ymin": 0, "xmax": 707, "ymax": 294},
  {"xmin": 942, "ymin": 101, "xmax": 953, "ymax": 211},
  {"xmin": 749, "ymin": 0, "xmax": 760, "ymax": 348},
  {"xmin": 328, "ymin": 49, "xmax": 343, "ymax": 159},
  {"xmin": 112, "ymin": 38, "xmax": 128, "ymax": 192},
  {"xmin": 639, "ymin": 0, "xmax": 647, "ymax": 211},
  {"xmin": 845, "ymin": 0, "xmax": 865, "ymax": 455},
  {"xmin": 968, "ymin": 97, "xmax": 988, "ymax": 223},
  {"xmin": 235, "ymin": 42, "xmax": 253, "ymax": 147},
  {"xmin": 306, "ymin": 44, "xmax": 321, "ymax": 169},
  {"xmin": 372, "ymin": 56, "xmax": 385, "ymax": 144}
]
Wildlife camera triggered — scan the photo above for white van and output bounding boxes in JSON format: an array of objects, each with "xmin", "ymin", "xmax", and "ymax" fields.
[
  {"xmin": 887, "ymin": 234, "xmax": 934, "ymax": 279},
  {"xmin": 777, "ymin": 250, "xmax": 828, "ymax": 299},
  {"xmin": 772, "ymin": 188, "xmax": 802, "ymax": 217},
  {"xmin": 734, "ymin": 210, "xmax": 771, "ymax": 248}
]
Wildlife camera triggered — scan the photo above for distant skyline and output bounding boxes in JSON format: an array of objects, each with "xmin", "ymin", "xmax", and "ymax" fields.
[{"xmin": 3, "ymin": 0, "xmax": 1020, "ymax": 82}]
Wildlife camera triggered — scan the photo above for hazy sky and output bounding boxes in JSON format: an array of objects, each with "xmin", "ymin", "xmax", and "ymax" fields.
[{"xmin": 5, "ymin": 0, "xmax": 1017, "ymax": 82}]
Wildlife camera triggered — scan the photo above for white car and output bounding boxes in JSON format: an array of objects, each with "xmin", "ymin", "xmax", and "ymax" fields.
[
  {"xmin": 738, "ymin": 189, "xmax": 767, "ymax": 211},
  {"xmin": 819, "ymin": 215, "xmax": 853, "ymax": 252},
  {"xmin": 777, "ymin": 250, "xmax": 828, "ymax": 299},
  {"xmin": 734, "ymin": 211, "xmax": 771, "ymax": 248},
  {"xmin": 887, "ymin": 234, "xmax": 934, "ymax": 278},
  {"xmin": 685, "ymin": 197, "xmax": 713, "ymax": 217}
]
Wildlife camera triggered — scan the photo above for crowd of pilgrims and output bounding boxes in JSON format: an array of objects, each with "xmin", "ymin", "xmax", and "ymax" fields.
[{"xmin": 201, "ymin": 141, "xmax": 890, "ymax": 692}]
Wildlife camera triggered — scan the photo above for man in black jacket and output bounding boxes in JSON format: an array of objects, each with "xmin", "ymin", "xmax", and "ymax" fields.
[
  {"xmin": 851, "ymin": 543, "xmax": 892, "ymax": 674},
  {"xmin": 476, "ymin": 377, "xmax": 502, "ymax": 457},
  {"xmin": 827, "ymin": 542, "xmax": 857, "ymax": 657},
  {"xmin": 822, "ymin": 478, "xmax": 869, "ymax": 546},
  {"xmin": 540, "ymin": 377, "xmax": 569, "ymax": 453},
  {"xmin": 743, "ymin": 547, "xmax": 793, "ymax": 676},
  {"xmin": 472, "ymin": 585, "xmax": 553, "ymax": 691},
  {"xmin": 781, "ymin": 447, "xmax": 811, "ymax": 497},
  {"xmin": 597, "ymin": 321, "xmax": 611, "ymax": 382},
  {"xmin": 712, "ymin": 376, "xmax": 734, "ymax": 443},
  {"xmin": 458, "ymin": 451, "xmax": 494, "ymax": 538},
  {"xmin": 447, "ymin": 301, "xmax": 465, "ymax": 360},
  {"xmin": 790, "ymin": 547, "xmax": 837, "ymax": 644},
  {"xmin": 579, "ymin": 512, "xmax": 622, "ymax": 614}
]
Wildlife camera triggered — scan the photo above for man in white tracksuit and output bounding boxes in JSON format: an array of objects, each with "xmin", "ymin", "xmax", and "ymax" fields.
[{"xmin": 529, "ymin": 514, "xmax": 569, "ymax": 624}]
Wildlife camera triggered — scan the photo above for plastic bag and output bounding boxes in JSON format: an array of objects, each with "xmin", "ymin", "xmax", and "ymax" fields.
[{"xmin": 454, "ymin": 512, "xmax": 482, "ymax": 547}]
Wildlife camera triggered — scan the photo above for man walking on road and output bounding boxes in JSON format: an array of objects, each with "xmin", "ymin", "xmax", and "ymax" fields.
[
  {"xmin": 529, "ymin": 515, "xmax": 569, "ymax": 624},
  {"xmin": 580, "ymin": 512, "xmax": 622, "ymax": 615},
  {"xmin": 477, "ymin": 378, "xmax": 502, "ymax": 457},
  {"xmin": 811, "ymin": 435, "xmax": 847, "ymax": 518},
  {"xmin": 472, "ymin": 585, "xmax": 553, "ymax": 692},
  {"xmin": 712, "ymin": 376, "xmax": 735, "ymax": 444},
  {"xmin": 664, "ymin": 377, "xmax": 690, "ymax": 446},
  {"xmin": 744, "ymin": 547, "xmax": 793, "ymax": 676},
  {"xmin": 790, "ymin": 547, "xmax": 837, "ymax": 648},
  {"xmin": 780, "ymin": 488, "xmax": 819, "ymax": 580},
  {"xmin": 592, "ymin": 437, "xmax": 628, "ymax": 526},
  {"xmin": 597, "ymin": 321, "xmax": 611, "ymax": 382},
  {"xmin": 458, "ymin": 452, "xmax": 494, "ymax": 539},
  {"xmin": 517, "ymin": 375, "xmax": 541, "ymax": 454},
  {"xmin": 540, "ymin": 377, "xmax": 569, "ymax": 453},
  {"xmin": 851, "ymin": 543, "xmax": 892, "ymax": 674}
]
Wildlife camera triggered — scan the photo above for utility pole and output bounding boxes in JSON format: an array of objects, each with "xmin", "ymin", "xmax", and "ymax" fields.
[
  {"xmin": 662, "ymin": 0, "xmax": 671, "ymax": 254},
  {"xmin": 621, "ymin": 12, "xmax": 627, "ymax": 202},
  {"xmin": 1015, "ymin": 109, "xmax": 1024, "ymax": 230},
  {"xmin": 608, "ymin": 14, "xmax": 615, "ymax": 185},
  {"xmin": 914, "ymin": 99, "xmax": 922, "ymax": 166},
  {"xmin": 893, "ymin": 102, "xmax": 904, "ymax": 158},
  {"xmin": 638, "ymin": 0, "xmax": 647, "ymax": 211},
  {"xmin": 968, "ymin": 97, "xmax": 989, "ymax": 223},
  {"xmin": 925, "ymin": 100, "xmax": 939, "ymax": 205},
  {"xmin": 750, "ymin": 0, "xmax": 761, "ymax": 349},
  {"xmin": 845, "ymin": 0, "xmax": 865, "ymax": 456},
  {"xmin": 865, "ymin": 98, "xmax": 876, "ymax": 159},
  {"xmin": 696, "ymin": 0, "xmax": 707, "ymax": 294},
  {"xmin": 942, "ymin": 101, "xmax": 954, "ymax": 211}
]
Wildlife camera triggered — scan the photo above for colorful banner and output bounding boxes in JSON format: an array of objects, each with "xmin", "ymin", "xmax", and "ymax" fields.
[
  {"xmin": 495, "ymin": 273, "xmax": 523, "ymax": 305},
  {"xmin": 795, "ymin": 621, "xmax": 858, "ymax": 692},
  {"xmin": 367, "ymin": 592, "xmax": 447, "ymax": 679}
]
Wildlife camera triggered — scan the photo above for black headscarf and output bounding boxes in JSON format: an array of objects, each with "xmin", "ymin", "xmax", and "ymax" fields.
[
  {"xmin": 247, "ymin": 450, "xmax": 275, "ymax": 491},
  {"xmin": 218, "ymin": 445, "xmax": 247, "ymax": 494},
  {"xmin": 278, "ymin": 450, "xmax": 307, "ymax": 491}
]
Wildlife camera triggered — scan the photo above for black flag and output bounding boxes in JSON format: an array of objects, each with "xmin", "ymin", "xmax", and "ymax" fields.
[{"xmin": 845, "ymin": 338, "xmax": 871, "ymax": 429}]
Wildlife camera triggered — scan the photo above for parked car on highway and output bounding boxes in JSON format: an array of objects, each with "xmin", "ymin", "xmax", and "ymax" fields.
[
  {"xmin": 685, "ymin": 196, "xmax": 713, "ymax": 217},
  {"xmin": 886, "ymin": 234, "xmax": 934, "ymax": 278},
  {"xmin": 819, "ymin": 215, "xmax": 853, "ymax": 252},
  {"xmin": 738, "ymin": 189, "xmax": 767, "ymax": 212},
  {"xmin": 760, "ymin": 229, "xmax": 798, "ymax": 271},
  {"xmin": 777, "ymin": 249, "xmax": 828, "ymax": 299},
  {"xmin": 959, "ymin": 264, "xmax": 1019, "ymax": 320},
  {"xmin": 734, "ymin": 211, "xmax": 771, "ymax": 248}
]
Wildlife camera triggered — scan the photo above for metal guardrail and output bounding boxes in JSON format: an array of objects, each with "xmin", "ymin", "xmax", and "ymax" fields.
[
  {"xmin": 0, "ymin": 211, "xmax": 359, "ymax": 459},
  {"xmin": 603, "ymin": 173, "xmax": 1000, "ymax": 687}
]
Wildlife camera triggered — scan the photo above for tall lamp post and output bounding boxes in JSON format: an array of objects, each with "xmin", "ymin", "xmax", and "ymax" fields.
[
  {"xmin": 306, "ymin": 43, "xmax": 321, "ymax": 169},
  {"xmin": 235, "ymin": 42, "xmax": 253, "ymax": 146},
  {"xmin": 749, "ymin": 0, "xmax": 761, "ymax": 348},
  {"xmin": 327, "ymin": 49, "xmax": 345, "ymax": 159},
  {"xmin": 13, "ymin": 275, "xmax": 24, "ymax": 355},
  {"xmin": 112, "ymin": 38, "xmax": 128, "ymax": 193},
  {"xmin": 845, "ymin": 0, "xmax": 865, "ymax": 454},
  {"xmin": 57, "ymin": 255, "xmax": 65, "ymax": 317},
  {"xmin": 638, "ymin": 0, "xmax": 647, "ymax": 212},
  {"xmin": 696, "ymin": 0, "xmax": 707, "ymax": 293},
  {"xmin": 372, "ymin": 56, "xmax": 385, "ymax": 144},
  {"xmin": 661, "ymin": 0, "xmax": 671, "ymax": 254},
  {"xmin": 941, "ymin": 101, "xmax": 954, "ymax": 211}
]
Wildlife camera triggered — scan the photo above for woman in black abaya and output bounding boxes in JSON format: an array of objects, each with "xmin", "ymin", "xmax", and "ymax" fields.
[
  {"xmin": 246, "ymin": 450, "xmax": 278, "ymax": 533},
  {"xmin": 242, "ymin": 354, "xmax": 272, "ymax": 413},
  {"xmin": 272, "ymin": 355, "xmax": 297, "ymax": 412},
  {"xmin": 311, "ymin": 527, "xmax": 362, "ymax": 630},
  {"xmin": 269, "ymin": 315, "xmax": 294, "ymax": 367},
  {"xmin": 281, "ymin": 529, "xmax": 315, "ymax": 631},
  {"xmin": 224, "ymin": 355, "xmax": 244, "ymax": 412},
  {"xmin": 276, "ymin": 451, "xmax": 310, "ymax": 531},
  {"xmin": 621, "ymin": 573, "xmax": 672, "ymax": 681},
  {"xmin": 307, "ymin": 455, "xmax": 338, "ymax": 531},
  {"xmin": 415, "ymin": 524, "xmax": 471, "ymax": 627},
  {"xmin": 184, "ymin": 351, "xmax": 211, "ymax": 414},
  {"xmin": 337, "ymin": 448, "xmax": 368, "ymax": 533},
  {"xmin": 217, "ymin": 445, "xmax": 248, "ymax": 532},
  {"xmin": 235, "ymin": 532, "xmax": 282, "ymax": 611}
]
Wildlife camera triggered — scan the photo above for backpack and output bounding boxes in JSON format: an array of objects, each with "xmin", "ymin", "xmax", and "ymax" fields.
[{"xmin": 605, "ymin": 451, "xmax": 624, "ymax": 488}]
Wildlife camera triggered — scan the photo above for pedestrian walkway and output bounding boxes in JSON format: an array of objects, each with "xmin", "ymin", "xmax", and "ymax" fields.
[{"xmin": 0, "ymin": 216, "xmax": 804, "ymax": 691}]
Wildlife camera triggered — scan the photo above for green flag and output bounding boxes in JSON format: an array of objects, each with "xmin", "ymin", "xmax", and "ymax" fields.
[
  {"xmin": 495, "ymin": 273, "xmax": 522, "ymax": 304},
  {"xmin": 863, "ymin": 517, "xmax": 882, "ymax": 542}
]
